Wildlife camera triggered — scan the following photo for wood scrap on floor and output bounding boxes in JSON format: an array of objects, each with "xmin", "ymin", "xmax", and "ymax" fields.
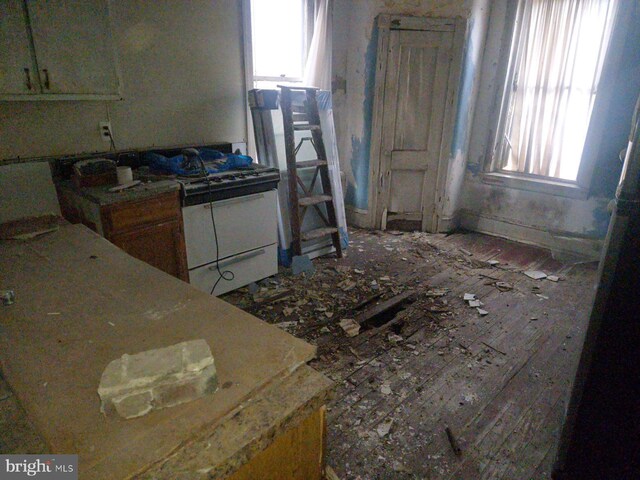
[
  {"xmin": 524, "ymin": 270, "xmax": 548, "ymax": 280},
  {"xmin": 339, "ymin": 319, "xmax": 360, "ymax": 337},
  {"xmin": 324, "ymin": 465, "xmax": 342, "ymax": 480},
  {"xmin": 445, "ymin": 426, "xmax": 463, "ymax": 457},
  {"xmin": 353, "ymin": 290, "xmax": 415, "ymax": 327}
]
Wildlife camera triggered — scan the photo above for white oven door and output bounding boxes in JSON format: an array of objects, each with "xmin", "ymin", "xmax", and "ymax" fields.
[
  {"xmin": 182, "ymin": 189, "xmax": 277, "ymax": 269},
  {"xmin": 188, "ymin": 243, "xmax": 277, "ymax": 296}
]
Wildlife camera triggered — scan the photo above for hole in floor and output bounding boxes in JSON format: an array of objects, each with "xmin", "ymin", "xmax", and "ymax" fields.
[{"xmin": 360, "ymin": 299, "xmax": 415, "ymax": 330}]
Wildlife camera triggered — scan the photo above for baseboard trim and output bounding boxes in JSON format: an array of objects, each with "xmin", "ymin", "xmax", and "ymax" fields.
[
  {"xmin": 459, "ymin": 210, "xmax": 604, "ymax": 261},
  {"xmin": 437, "ymin": 214, "xmax": 458, "ymax": 233},
  {"xmin": 345, "ymin": 205, "xmax": 371, "ymax": 229}
]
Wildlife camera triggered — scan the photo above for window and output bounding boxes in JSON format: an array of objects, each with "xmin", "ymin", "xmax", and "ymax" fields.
[
  {"xmin": 249, "ymin": 0, "xmax": 310, "ymax": 87},
  {"xmin": 492, "ymin": 0, "xmax": 617, "ymax": 183}
]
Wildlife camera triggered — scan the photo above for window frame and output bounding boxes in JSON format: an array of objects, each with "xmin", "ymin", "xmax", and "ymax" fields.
[
  {"xmin": 482, "ymin": 0, "xmax": 621, "ymax": 199},
  {"xmin": 241, "ymin": 0, "xmax": 315, "ymax": 159},
  {"xmin": 245, "ymin": 0, "xmax": 314, "ymax": 86}
]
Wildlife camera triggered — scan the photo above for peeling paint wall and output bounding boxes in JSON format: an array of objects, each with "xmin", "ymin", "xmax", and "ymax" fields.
[
  {"xmin": 332, "ymin": 0, "xmax": 475, "ymax": 218},
  {"xmin": 333, "ymin": 0, "xmax": 640, "ymax": 258},
  {"xmin": 460, "ymin": 0, "xmax": 640, "ymax": 258},
  {"xmin": 460, "ymin": 182, "xmax": 611, "ymax": 258},
  {"xmin": 439, "ymin": 0, "xmax": 490, "ymax": 230}
]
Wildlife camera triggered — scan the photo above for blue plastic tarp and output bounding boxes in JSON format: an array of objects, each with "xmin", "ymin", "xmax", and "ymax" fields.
[{"xmin": 144, "ymin": 149, "xmax": 253, "ymax": 176}]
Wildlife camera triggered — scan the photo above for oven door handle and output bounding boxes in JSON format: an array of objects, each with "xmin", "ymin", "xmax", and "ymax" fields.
[
  {"xmin": 208, "ymin": 248, "xmax": 265, "ymax": 270},
  {"xmin": 203, "ymin": 193, "xmax": 265, "ymax": 209}
]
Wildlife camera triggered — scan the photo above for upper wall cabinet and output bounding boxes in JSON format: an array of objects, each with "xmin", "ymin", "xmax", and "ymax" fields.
[
  {"xmin": 0, "ymin": 0, "xmax": 121, "ymax": 100},
  {"xmin": 0, "ymin": 1, "xmax": 36, "ymax": 96}
]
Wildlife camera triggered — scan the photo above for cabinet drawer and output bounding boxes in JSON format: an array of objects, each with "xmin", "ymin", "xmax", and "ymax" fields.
[
  {"xmin": 189, "ymin": 244, "xmax": 277, "ymax": 296},
  {"xmin": 183, "ymin": 190, "xmax": 277, "ymax": 269},
  {"xmin": 103, "ymin": 191, "xmax": 180, "ymax": 236}
]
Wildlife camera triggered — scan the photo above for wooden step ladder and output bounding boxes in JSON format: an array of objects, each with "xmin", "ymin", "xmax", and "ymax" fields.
[{"xmin": 278, "ymin": 85, "xmax": 343, "ymax": 258}]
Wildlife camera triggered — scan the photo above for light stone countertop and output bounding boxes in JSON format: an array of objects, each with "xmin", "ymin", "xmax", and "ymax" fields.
[{"xmin": 57, "ymin": 177, "xmax": 180, "ymax": 206}]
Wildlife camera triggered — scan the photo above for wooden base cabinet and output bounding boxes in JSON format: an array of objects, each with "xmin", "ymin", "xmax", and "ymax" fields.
[
  {"xmin": 57, "ymin": 186, "xmax": 188, "ymax": 282},
  {"xmin": 227, "ymin": 406, "xmax": 326, "ymax": 480},
  {"xmin": 100, "ymin": 191, "xmax": 188, "ymax": 282}
]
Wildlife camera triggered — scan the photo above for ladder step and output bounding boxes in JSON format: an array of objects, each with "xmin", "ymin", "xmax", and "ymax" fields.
[
  {"xmin": 301, "ymin": 227, "xmax": 338, "ymax": 241},
  {"xmin": 296, "ymin": 159, "xmax": 327, "ymax": 168},
  {"xmin": 293, "ymin": 124, "xmax": 321, "ymax": 131},
  {"xmin": 298, "ymin": 194, "xmax": 332, "ymax": 207}
]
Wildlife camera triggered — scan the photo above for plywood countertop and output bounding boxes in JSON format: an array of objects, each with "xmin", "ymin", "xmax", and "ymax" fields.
[{"xmin": 0, "ymin": 224, "xmax": 319, "ymax": 479}]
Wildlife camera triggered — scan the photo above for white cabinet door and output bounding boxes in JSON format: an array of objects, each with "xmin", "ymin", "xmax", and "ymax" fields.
[
  {"xmin": 0, "ymin": 0, "xmax": 39, "ymax": 94},
  {"xmin": 26, "ymin": 0, "xmax": 119, "ymax": 95}
]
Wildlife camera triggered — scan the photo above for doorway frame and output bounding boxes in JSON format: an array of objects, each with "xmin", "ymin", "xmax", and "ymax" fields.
[{"xmin": 368, "ymin": 14, "xmax": 467, "ymax": 231}]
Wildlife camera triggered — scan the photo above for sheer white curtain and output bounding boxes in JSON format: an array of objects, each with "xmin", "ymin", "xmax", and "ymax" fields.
[
  {"xmin": 502, "ymin": 0, "xmax": 617, "ymax": 180},
  {"xmin": 303, "ymin": 0, "xmax": 332, "ymax": 90}
]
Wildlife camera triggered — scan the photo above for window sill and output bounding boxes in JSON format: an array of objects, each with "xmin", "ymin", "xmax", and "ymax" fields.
[{"xmin": 481, "ymin": 172, "xmax": 588, "ymax": 200}]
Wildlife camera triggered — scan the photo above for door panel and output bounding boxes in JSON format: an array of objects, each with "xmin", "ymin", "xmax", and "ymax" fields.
[
  {"xmin": 0, "ymin": 0, "xmax": 38, "ymax": 94},
  {"xmin": 378, "ymin": 28, "xmax": 454, "ymax": 232},
  {"xmin": 393, "ymin": 39, "xmax": 438, "ymax": 150},
  {"xmin": 391, "ymin": 151, "xmax": 427, "ymax": 170},
  {"xmin": 389, "ymin": 170, "xmax": 423, "ymax": 213}
]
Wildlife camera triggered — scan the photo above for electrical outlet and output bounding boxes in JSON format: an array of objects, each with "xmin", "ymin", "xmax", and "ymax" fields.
[{"xmin": 99, "ymin": 121, "xmax": 112, "ymax": 142}]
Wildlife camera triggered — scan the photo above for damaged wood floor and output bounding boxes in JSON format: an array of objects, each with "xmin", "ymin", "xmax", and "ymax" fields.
[{"xmin": 224, "ymin": 228, "xmax": 598, "ymax": 479}]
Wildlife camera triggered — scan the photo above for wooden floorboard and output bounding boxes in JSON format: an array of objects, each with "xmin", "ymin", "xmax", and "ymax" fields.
[{"xmin": 222, "ymin": 228, "xmax": 598, "ymax": 479}]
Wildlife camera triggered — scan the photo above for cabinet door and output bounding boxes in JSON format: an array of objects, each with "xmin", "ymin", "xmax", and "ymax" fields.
[
  {"xmin": 0, "ymin": 0, "xmax": 39, "ymax": 94},
  {"xmin": 110, "ymin": 220, "xmax": 189, "ymax": 282},
  {"xmin": 26, "ymin": 0, "xmax": 119, "ymax": 95}
]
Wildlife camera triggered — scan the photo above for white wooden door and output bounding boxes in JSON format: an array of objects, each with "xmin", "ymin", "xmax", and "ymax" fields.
[
  {"xmin": 26, "ymin": 0, "xmax": 119, "ymax": 95},
  {"xmin": 0, "ymin": 0, "xmax": 39, "ymax": 95},
  {"xmin": 377, "ymin": 28, "xmax": 454, "ymax": 231}
]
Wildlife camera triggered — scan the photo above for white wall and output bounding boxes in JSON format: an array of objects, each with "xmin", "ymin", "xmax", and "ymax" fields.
[
  {"xmin": 0, "ymin": 163, "xmax": 60, "ymax": 223},
  {"xmin": 0, "ymin": 0, "xmax": 247, "ymax": 161},
  {"xmin": 0, "ymin": 0, "xmax": 247, "ymax": 223}
]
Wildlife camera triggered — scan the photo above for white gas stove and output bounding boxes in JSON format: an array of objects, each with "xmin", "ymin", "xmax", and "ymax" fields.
[{"xmin": 178, "ymin": 165, "xmax": 280, "ymax": 296}]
